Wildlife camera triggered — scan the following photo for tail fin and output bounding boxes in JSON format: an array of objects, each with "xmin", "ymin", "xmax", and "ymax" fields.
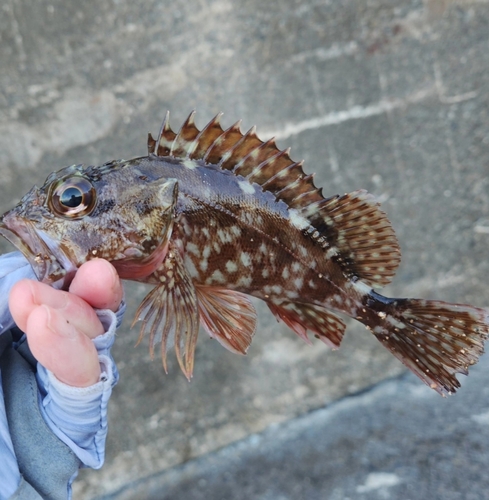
[{"xmin": 368, "ymin": 297, "xmax": 489, "ymax": 395}]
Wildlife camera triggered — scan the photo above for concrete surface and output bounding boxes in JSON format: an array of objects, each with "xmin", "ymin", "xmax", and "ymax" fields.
[
  {"xmin": 1, "ymin": 0, "xmax": 489, "ymax": 498},
  {"xmin": 98, "ymin": 355, "xmax": 489, "ymax": 500}
]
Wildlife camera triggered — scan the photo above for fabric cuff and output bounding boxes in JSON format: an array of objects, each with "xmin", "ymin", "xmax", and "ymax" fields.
[{"xmin": 35, "ymin": 302, "xmax": 124, "ymax": 469}]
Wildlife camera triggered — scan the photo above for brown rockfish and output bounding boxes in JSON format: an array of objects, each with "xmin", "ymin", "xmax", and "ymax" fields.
[{"xmin": 0, "ymin": 111, "xmax": 487, "ymax": 395}]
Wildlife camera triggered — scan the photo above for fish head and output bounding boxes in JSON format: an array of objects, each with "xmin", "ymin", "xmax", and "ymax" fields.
[{"xmin": 0, "ymin": 162, "xmax": 178, "ymax": 289}]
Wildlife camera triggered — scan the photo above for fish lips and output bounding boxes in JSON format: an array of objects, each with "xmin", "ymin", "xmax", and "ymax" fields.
[{"xmin": 0, "ymin": 211, "xmax": 75, "ymax": 288}]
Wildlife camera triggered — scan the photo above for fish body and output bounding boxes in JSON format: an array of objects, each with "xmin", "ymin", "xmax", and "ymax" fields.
[{"xmin": 1, "ymin": 111, "xmax": 488, "ymax": 395}]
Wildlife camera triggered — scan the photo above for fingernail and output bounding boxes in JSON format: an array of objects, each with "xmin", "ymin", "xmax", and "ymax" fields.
[
  {"xmin": 107, "ymin": 262, "xmax": 123, "ymax": 310},
  {"xmin": 108, "ymin": 262, "xmax": 119, "ymax": 290}
]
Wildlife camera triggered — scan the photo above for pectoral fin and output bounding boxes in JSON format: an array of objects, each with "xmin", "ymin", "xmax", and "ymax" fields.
[{"xmin": 133, "ymin": 246, "xmax": 199, "ymax": 379}]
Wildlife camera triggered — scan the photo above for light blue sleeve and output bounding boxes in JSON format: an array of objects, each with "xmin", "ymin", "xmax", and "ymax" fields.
[
  {"xmin": 0, "ymin": 252, "xmax": 125, "ymax": 499},
  {"xmin": 0, "ymin": 252, "xmax": 37, "ymax": 332},
  {"xmin": 0, "ymin": 252, "xmax": 37, "ymax": 499}
]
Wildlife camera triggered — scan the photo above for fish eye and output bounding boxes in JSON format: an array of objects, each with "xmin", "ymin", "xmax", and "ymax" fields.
[
  {"xmin": 60, "ymin": 187, "xmax": 83, "ymax": 207},
  {"xmin": 50, "ymin": 177, "xmax": 96, "ymax": 218}
]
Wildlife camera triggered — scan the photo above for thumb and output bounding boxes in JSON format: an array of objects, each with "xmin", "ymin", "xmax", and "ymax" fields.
[{"xmin": 26, "ymin": 305, "xmax": 101, "ymax": 387}]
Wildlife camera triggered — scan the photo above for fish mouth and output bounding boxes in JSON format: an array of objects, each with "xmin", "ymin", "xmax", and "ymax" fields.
[{"xmin": 0, "ymin": 212, "xmax": 75, "ymax": 288}]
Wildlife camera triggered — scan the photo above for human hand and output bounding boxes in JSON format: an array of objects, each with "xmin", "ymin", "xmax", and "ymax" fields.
[{"xmin": 8, "ymin": 259, "xmax": 123, "ymax": 387}]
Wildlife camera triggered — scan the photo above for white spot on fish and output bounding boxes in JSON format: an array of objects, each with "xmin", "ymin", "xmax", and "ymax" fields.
[
  {"xmin": 226, "ymin": 260, "xmax": 238, "ymax": 273},
  {"xmin": 220, "ymin": 151, "xmax": 231, "ymax": 163},
  {"xmin": 183, "ymin": 159, "xmax": 197, "ymax": 170},
  {"xmin": 262, "ymin": 268, "xmax": 269, "ymax": 278},
  {"xmin": 259, "ymin": 243, "xmax": 267, "ymax": 254},
  {"xmin": 237, "ymin": 275, "xmax": 252, "ymax": 287},
  {"xmin": 271, "ymin": 285, "xmax": 282, "ymax": 294},
  {"xmin": 230, "ymin": 225, "xmax": 242, "ymax": 237},
  {"xmin": 249, "ymin": 148, "xmax": 260, "ymax": 160},
  {"xmin": 200, "ymin": 259, "xmax": 208, "ymax": 271},
  {"xmin": 325, "ymin": 247, "xmax": 337, "ymax": 259},
  {"xmin": 217, "ymin": 229, "xmax": 232, "ymax": 244},
  {"xmin": 183, "ymin": 222, "xmax": 192, "ymax": 237},
  {"xmin": 282, "ymin": 267, "xmax": 290, "ymax": 279},
  {"xmin": 208, "ymin": 269, "xmax": 225, "ymax": 284},
  {"xmin": 238, "ymin": 180, "xmax": 255, "ymax": 194},
  {"xmin": 293, "ymin": 277, "xmax": 303, "ymax": 289},
  {"xmin": 289, "ymin": 209, "xmax": 309, "ymax": 230},
  {"xmin": 184, "ymin": 256, "xmax": 199, "ymax": 278},
  {"xmin": 244, "ymin": 212, "xmax": 255, "ymax": 225},
  {"xmin": 302, "ymin": 202, "xmax": 320, "ymax": 217},
  {"xmin": 292, "ymin": 262, "xmax": 301, "ymax": 273},
  {"xmin": 202, "ymin": 245, "xmax": 211, "ymax": 259},
  {"xmin": 240, "ymin": 252, "xmax": 251, "ymax": 267},
  {"xmin": 186, "ymin": 242, "xmax": 200, "ymax": 256}
]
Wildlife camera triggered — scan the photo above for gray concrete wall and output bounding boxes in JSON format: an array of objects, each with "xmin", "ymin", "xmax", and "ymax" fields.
[{"xmin": 1, "ymin": 0, "xmax": 489, "ymax": 498}]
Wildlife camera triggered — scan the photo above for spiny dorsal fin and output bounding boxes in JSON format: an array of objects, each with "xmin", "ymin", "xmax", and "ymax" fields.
[
  {"xmin": 220, "ymin": 126, "xmax": 262, "ymax": 171},
  {"xmin": 171, "ymin": 110, "xmax": 200, "ymax": 158},
  {"xmin": 189, "ymin": 113, "xmax": 224, "ymax": 160},
  {"xmin": 203, "ymin": 120, "xmax": 243, "ymax": 165},
  {"xmin": 148, "ymin": 111, "xmax": 176, "ymax": 156},
  {"xmin": 151, "ymin": 112, "xmax": 400, "ymax": 287}
]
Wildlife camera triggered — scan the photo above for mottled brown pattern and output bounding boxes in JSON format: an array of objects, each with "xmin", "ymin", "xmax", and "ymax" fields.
[{"xmin": 0, "ymin": 112, "xmax": 488, "ymax": 395}]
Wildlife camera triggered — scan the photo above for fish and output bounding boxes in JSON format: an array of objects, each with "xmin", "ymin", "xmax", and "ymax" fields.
[{"xmin": 0, "ymin": 111, "xmax": 487, "ymax": 396}]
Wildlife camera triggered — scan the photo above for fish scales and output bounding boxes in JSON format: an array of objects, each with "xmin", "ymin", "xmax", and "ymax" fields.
[
  {"xmin": 113, "ymin": 155, "xmax": 344, "ymax": 300},
  {"xmin": 131, "ymin": 156, "xmax": 352, "ymax": 326},
  {"xmin": 0, "ymin": 110, "xmax": 488, "ymax": 396}
]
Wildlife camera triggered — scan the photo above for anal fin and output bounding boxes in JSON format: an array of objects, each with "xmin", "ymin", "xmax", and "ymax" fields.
[
  {"xmin": 196, "ymin": 286, "xmax": 256, "ymax": 355},
  {"xmin": 267, "ymin": 301, "xmax": 346, "ymax": 349}
]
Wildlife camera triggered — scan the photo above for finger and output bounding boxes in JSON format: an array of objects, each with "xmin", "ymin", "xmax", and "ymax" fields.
[
  {"xmin": 9, "ymin": 280, "xmax": 104, "ymax": 339},
  {"xmin": 26, "ymin": 305, "xmax": 101, "ymax": 387},
  {"xmin": 69, "ymin": 259, "xmax": 123, "ymax": 312}
]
